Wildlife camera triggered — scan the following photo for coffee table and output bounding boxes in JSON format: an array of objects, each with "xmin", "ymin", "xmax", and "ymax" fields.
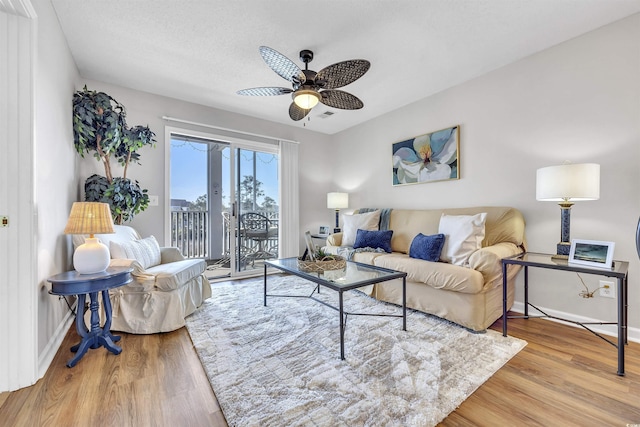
[{"xmin": 264, "ymin": 257, "xmax": 407, "ymax": 359}]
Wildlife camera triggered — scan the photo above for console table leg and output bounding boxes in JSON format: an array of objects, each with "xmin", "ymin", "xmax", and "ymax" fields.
[
  {"xmin": 617, "ymin": 276, "xmax": 625, "ymax": 376},
  {"xmin": 339, "ymin": 291, "xmax": 345, "ymax": 360},
  {"xmin": 502, "ymin": 263, "xmax": 508, "ymax": 337}
]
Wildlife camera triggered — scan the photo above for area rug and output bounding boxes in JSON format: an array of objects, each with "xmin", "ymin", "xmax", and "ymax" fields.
[{"xmin": 186, "ymin": 276, "xmax": 526, "ymax": 427}]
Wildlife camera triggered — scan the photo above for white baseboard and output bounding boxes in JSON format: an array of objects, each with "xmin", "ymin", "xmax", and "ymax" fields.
[
  {"xmin": 38, "ymin": 305, "xmax": 75, "ymax": 378},
  {"xmin": 511, "ymin": 301, "xmax": 640, "ymax": 344}
]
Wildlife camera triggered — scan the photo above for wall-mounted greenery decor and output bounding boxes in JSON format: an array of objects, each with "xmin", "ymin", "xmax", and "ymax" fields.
[{"xmin": 72, "ymin": 86, "xmax": 156, "ymax": 224}]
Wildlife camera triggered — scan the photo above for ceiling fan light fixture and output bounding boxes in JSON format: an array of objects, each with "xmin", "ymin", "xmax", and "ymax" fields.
[{"xmin": 293, "ymin": 89, "xmax": 320, "ymax": 109}]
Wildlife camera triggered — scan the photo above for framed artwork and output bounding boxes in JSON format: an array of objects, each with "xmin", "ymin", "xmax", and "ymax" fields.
[
  {"xmin": 568, "ymin": 239, "xmax": 615, "ymax": 269},
  {"xmin": 392, "ymin": 125, "xmax": 460, "ymax": 186},
  {"xmin": 319, "ymin": 226, "xmax": 330, "ymax": 236}
]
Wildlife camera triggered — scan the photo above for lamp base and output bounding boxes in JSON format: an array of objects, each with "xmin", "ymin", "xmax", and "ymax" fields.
[
  {"xmin": 552, "ymin": 242, "xmax": 571, "ymax": 260},
  {"xmin": 333, "ymin": 227, "xmax": 341, "ymax": 233},
  {"xmin": 73, "ymin": 237, "xmax": 110, "ymax": 274}
]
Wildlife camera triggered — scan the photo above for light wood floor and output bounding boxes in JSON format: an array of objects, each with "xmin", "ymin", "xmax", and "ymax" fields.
[{"xmin": 2, "ymin": 277, "xmax": 639, "ymax": 426}]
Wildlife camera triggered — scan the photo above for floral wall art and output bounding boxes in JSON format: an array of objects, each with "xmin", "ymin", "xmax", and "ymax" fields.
[{"xmin": 392, "ymin": 125, "xmax": 459, "ymax": 186}]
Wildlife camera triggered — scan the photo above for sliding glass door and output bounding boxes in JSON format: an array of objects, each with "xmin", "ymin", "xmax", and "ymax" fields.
[{"xmin": 169, "ymin": 130, "xmax": 279, "ymax": 278}]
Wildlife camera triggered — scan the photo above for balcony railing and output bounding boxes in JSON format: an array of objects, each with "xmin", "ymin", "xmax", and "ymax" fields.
[
  {"xmin": 170, "ymin": 209, "xmax": 279, "ymax": 262},
  {"xmin": 171, "ymin": 210, "xmax": 209, "ymax": 259}
]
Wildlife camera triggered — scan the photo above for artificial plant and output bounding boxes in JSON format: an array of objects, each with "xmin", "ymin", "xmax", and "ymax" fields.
[{"xmin": 72, "ymin": 86, "xmax": 157, "ymax": 224}]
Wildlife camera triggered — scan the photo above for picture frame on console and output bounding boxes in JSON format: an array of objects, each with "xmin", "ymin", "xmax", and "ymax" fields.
[
  {"xmin": 568, "ymin": 239, "xmax": 615, "ymax": 269},
  {"xmin": 319, "ymin": 226, "xmax": 330, "ymax": 236},
  {"xmin": 391, "ymin": 125, "xmax": 460, "ymax": 186}
]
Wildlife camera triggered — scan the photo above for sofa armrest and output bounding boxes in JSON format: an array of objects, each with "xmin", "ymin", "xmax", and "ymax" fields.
[
  {"xmin": 108, "ymin": 258, "xmax": 156, "ymax": 291},
  {"xmin": 160, "ymin": 247, "xmax": 185, "ymax": 264},
  {"xmin": 468, "ymin": 242, "xmax": 523, "ymax": 286},
  {"xmin": 327, "ymin": 232, "xmax": 343, "ymax": 246}
]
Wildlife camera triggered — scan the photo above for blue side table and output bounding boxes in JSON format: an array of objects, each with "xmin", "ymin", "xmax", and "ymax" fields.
[{"xmin": 48, "ymin": 266, "xmax": 133, "ymax": 368}]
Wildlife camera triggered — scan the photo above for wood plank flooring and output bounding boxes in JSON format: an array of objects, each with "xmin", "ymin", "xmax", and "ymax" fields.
[{"xmin": 2, "ymin": 277, "xmax": 639, "ymax": 426}]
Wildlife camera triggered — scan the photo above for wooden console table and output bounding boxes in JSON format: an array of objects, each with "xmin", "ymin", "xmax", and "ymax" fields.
[{"xmin": 502, "ymin": 252, "xmax": 628, "ymax": 375}]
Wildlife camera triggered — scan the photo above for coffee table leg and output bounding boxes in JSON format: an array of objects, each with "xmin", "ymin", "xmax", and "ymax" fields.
[
  {"xmin": 263, "ymin": 263, "xmax": 267, "ymax": 306},
  {"xmin": 402, "ymin": 277, "xmax": 407, "ymax": 331},
  {"xmin": 339, "ymin": 291, "xmax": 345, "ymax": 360}
]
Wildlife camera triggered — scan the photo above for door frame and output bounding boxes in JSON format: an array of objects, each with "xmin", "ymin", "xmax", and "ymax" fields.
[{"xmin": 164, "ymin": 126, "xmax": 280, "ymax": 278}]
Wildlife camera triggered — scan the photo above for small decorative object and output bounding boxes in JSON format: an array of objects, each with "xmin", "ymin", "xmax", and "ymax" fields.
[
  {"xmin": 568, "ymin": 239, "xmax": 615, "ymax": 269},
  {"xmin": 319, "ymin": 225, "xmax": 330, "ymax": 235},
  {"xmin": 304, "ymin": 231, "xmax": 317, "ymax": 261},
  {"xmin": 536, "ymin": 162, "xmax": 600, "ymax": 259},
  {"xmin": 64, "ymin": 202, "xmax": 115, "ymax": 274},
  {"xmin": 392, "ymin": 125, "xmax": 459, "ymax": 186},
  {"xmin": 298, "ymin": 248, "xmax": 346, "ymax": 272},
  {"xmin": 327, "ymin": 192, "xmax": 349, "ymax": 233}
]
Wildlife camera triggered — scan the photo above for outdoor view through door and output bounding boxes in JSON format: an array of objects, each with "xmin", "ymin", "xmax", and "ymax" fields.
[{"xmin": 170, "ymin": 133, "xmax": 280, "ymax": 278}]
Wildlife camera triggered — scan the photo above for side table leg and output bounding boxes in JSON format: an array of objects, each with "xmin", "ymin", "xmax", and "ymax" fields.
[
  {"xmin": 502, "ymin": 262, "xmax": 508, "ymax": 337},
  {"xmin": 100, "ymin": 289, "xmax": 122, "ymax": 355},
  {"xmin": 70, "ymin": 293, "xmax": 89, "ymax": 353},
  {"xmin": 617, "ymin": 276, "xmax": 625, "ymax": 376}
]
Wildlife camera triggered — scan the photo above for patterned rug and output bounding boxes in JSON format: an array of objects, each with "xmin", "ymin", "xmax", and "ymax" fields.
[{"xmin": 186, "ymin": 276, "xmax": 526, "ymax": 426}]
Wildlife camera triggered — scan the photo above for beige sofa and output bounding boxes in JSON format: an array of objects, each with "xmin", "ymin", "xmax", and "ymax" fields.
[
  {"xmin": 73, "ymin": 225, "xmax": 212, "ymax": 334},
  {"xmin": 324, "ymin": 206, "xmax": 526, "ymax": 331}
]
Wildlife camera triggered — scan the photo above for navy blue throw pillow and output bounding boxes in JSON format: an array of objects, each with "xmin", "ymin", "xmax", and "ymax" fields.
[
  {"xmin": 409, "ymin": 233, "xmax": 446, "ymax": 262},
  {"xmin": 353, "ymin": 229, "xmax": 393, "ymax": 253}
]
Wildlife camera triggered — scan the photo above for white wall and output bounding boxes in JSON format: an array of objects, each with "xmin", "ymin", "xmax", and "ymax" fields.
[
  {"xmin": 329, "ymin": 15, "xmax": 640, "ymax": 331},
  {"xmin": 33, "ymin": 0, "xmax": 81, "ymax": 368},
  {"xmin": 75, "ymin": 79, "xmax": 335, "ymax": 246}
]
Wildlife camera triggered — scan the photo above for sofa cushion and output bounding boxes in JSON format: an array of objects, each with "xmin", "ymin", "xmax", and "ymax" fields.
[
  {"xmin": 354, "ymin": 229, "xmax": 393, "ymax": 252},
  {"xmin": 342, "ymin": 210, "xmax": 381, "ymax": 246},
  {"xmin": 110, "ymin": 236, "xmax": 162, "ymax": 269},
  {"xmin": 438, "ymin": 213, "xmax": 487, "ymax": 266},
  {"xmin": 145, "ymin": 258, "xmax": 206, "ymax": 292},
  {"xmin": 373, "ymin": 253, "xmax": 485, "ymax": 294},
  {"xmin": 409, "ymin": 233, "xmax": 445, "ymax": 262}
]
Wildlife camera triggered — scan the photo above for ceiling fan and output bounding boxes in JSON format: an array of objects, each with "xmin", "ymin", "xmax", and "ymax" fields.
[{"xmin": 237, "ymin": 46, "xmax": 370, "ymax": 121}]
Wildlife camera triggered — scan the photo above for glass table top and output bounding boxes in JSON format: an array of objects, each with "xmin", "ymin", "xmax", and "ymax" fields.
[{"xmin": 266, "ymin": 257, "xmax": 406, "ymax": 290}]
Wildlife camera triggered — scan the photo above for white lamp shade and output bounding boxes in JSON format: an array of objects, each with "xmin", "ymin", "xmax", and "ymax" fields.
[
  {"xmin": 73, "ymin": 237, "xmax": 110, "ymax": 274},
  {"xmin": 536, "ymin": 163, "xmax": 600, "ymax": 201},
  {"xmin": 327, "ymin": 192, "xmax": 349, "ymax": 209}
]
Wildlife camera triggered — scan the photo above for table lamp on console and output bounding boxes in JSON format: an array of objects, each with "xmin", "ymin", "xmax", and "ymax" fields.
[
  {"xmin": 64, "ymin": 202, "xmax": 115, "ymax": 274},
  {"xmin": 327, "ymin": 192, "xmax": 349, "ymax": 233},
  {"xmin": 536, "ymin": 162, "xmax": 600, "ymax": 259}
]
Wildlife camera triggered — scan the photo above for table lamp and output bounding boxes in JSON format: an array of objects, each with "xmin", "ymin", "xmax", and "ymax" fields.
[
  {"xmin": 536, "ymin": 163, "xmax": 600, "ymax": 259},
  {"xmin": 64, "ymin": 202, "xmax": 115, "ymax": 274},
  {"xmin": 327, "ymin": 192, "xmax": 349, "ymax": 233}
]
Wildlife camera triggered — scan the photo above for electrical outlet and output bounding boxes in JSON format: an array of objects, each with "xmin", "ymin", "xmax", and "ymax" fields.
[
  {"xmin": 599, "ymin": 280, "xmax": 616, "ymax": 298},
  {"xmin": 0, "ymin": 216, "xmax": 7, "ymax": 227}
]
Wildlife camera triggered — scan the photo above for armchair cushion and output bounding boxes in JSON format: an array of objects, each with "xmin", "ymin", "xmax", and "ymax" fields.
[
  {"xmin": 146, "ymin": 259, "xmax": 206, "ymax": 292},
  {"xmin": 110, "ymin": 236, "xmax": 161, "ymax": 269}
]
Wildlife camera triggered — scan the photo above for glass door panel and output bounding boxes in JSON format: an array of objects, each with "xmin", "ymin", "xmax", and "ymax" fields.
[{"xmin": 234, "ymin": 147, "xmax": 279, "ymax": 274}]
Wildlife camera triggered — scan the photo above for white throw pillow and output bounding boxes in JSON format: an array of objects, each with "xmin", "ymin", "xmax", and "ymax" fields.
[
  {"xmin": 110, "ymin": 235, "xmax": 162, "ymax": 269},
  {"xmin": 342, "ymin": 210, "xmax": 381, "ymax": 247},
  {"xmin": 438, "ymin": 213, "xmax": 487, "ymax": 266}
]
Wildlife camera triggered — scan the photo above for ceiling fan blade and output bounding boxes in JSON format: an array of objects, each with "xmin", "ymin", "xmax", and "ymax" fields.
[
  {"xmin": 236, "ymin": 87, "xmax": 293, "ymax": 96},
  {"xmin": 320, "ymin": 90, "xmax": 364, "ymax": 110},
  {"xmin": 259, "ymin": 46, "xmax": 306, "ymax": 84},
  {"xmin": 316, "ymin": 60, "xmax": 370, "ymax": 89},
  {"xmin": 289, "ymin": 103, "xmax": 312, "ymax": 121}
]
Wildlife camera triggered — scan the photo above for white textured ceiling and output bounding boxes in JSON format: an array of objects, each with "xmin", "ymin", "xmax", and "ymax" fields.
[{"xmin": 51, "ymin": 0, "xmax": 640, "ymax": 135}]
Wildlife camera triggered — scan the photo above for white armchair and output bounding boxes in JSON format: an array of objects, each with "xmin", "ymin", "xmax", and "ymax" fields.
[{"xmin": 73, "ymin": 225, "xmax": 212, "ymax": 334}]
